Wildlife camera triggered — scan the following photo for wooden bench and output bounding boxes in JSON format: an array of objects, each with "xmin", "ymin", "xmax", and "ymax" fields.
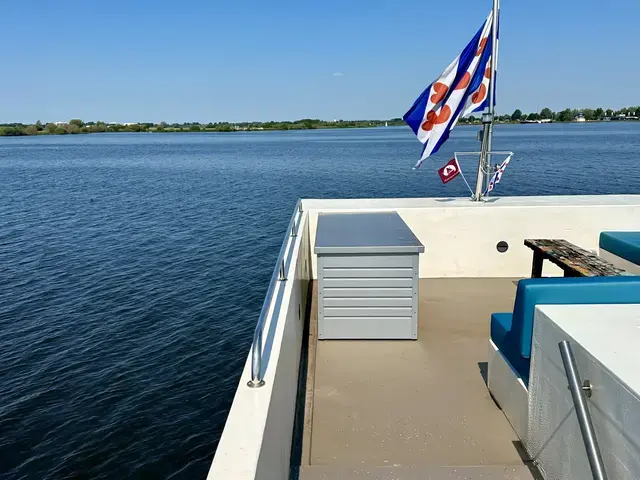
[{"xmin": 524, "ymin": 239, "xmax": 624, "ymax": 278}]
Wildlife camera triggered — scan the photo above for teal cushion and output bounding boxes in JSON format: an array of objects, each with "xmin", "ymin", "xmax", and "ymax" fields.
[
  {"xmin": 490, "ymin": 313, "xmax": 512, "ymax": 348},
  {"xmin": 492, "ymin": 276, "xmax": 640, "ymax": 385},
  {"xmin": 513, "ymin": 276, "xmax": 640, "ymax": 359},
  {"xmin": 490, "ymin": 312, "xmax": 530, "ymax": 384},
  {"xmin": 600, "ymin": 231, "xmax": 640, "ymax": 265}
]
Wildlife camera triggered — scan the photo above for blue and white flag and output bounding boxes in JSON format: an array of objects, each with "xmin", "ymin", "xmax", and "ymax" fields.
[
  {"xmin": 485, "ymin": 155, "xmax": 510, "ymax": 194},
  {"xmin": 404, "ymin": 10, "xmax": 495, "ymax": 169}
]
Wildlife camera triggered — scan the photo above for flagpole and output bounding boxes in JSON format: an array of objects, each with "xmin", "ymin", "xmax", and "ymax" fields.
[
  {"xmin": 486, "ymin": 0, "xmax": 500, "ymax": 192},
  {"xmin": 473, "ymin": 0, "xmax": 500, "ymax": 201}
]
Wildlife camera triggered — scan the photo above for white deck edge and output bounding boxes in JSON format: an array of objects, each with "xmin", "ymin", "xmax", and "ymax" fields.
[
  {"xmin": 302, "ymin": 194, "xmax": 640, "ymax": 211},
  {"xmin": 207, "ymin": 213, "xmax": 312, "ymax": 480}
]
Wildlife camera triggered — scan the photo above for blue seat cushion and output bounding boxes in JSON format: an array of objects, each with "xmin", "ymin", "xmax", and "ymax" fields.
[
  {"xmin": 600, "ymin": 231, "xmax": 640, "ymax": 265},
  {"xmin": 490, "ymin": 312, "xmax": 530, "ymax": 384},
  {"xmin": 514, "ymin": 276, "xmax": 640, "ymax": 359},
  {"xmin": 491, "ymin": 276, "xmax": 640, "ymax": 385},
  {"xmin": 490, "ymin": 313, "xmax": 512, "ymax": 348}
]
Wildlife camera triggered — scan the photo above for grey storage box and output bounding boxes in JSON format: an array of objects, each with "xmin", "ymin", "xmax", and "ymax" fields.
[{"xmin": 315, "ymin": 212, "xmax": 424, "ymax": 340}]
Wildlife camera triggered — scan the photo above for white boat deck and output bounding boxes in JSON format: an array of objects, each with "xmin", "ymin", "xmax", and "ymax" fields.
[
  {"xmin": 209, "ymin": 195, "xmax": 640, "ymax": 480},
  {"xmin": 298, "ymin": 278, "xmax": 541, "ymax": 479}
]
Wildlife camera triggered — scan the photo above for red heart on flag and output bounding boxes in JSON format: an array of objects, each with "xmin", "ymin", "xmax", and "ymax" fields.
[
  {"xmin": 430, "ymin": 82, "xmax": 448, "ymax": 104},
  {"xmin": 436, "ymin": 105, "xmax": 451, "ymax": 124},
  {"xmin": 476, "ymin": 37, "xmax": 488, "ymax": 56},
  {"xmin": 421, "ymin": 111, "xmax": 437, "ymax": 131},
  {"xmin": 472, "ymin": 84, "xmax": 487, "ymax": 104},
  {"xmin": 454, "ymin": 72, "xmax": 470, "ymax": 90},
  {"xmin": 421, "ymin": 106, "xmax": 452, "ymax": 131}
]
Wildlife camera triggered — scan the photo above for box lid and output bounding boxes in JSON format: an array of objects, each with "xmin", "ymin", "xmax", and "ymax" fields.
[{"xmin": 314, "ymin": 212, "xmax": 424, "ymax": 255}]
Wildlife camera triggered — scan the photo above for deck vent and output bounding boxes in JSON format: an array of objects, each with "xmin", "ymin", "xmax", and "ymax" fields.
[{"xmin": 497, "ymin": 241, "xmax": 509, "ymax": 253}]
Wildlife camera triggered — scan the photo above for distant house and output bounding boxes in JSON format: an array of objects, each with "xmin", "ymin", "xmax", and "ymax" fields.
[{"xmin": 575, "ymin": 113, "xmax": 586, "ymax": 122}]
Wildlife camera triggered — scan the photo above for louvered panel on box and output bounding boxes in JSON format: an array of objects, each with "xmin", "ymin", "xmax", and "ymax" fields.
[
  {"xmin": 323, "ymin": 297, "xmax": 413, "ymax": 308},
  {"xmin": 322, "ymin": 255, "xmax": 414, "ymax": 268},
  {"xmin": 322, "ymin": 277, "xmax": 414, "ymax": 289},
  {"xmin": 322, "ymin": 267, "xmax": 413, "ymax": 278},
  {"xmin": 322, "ymin": 287, "xmax": 413, "ymax": 298}
]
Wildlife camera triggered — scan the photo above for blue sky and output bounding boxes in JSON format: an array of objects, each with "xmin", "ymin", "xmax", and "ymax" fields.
[{"xmin": 1, "ymin": 0, "xmax": 638, "ymax": 124}]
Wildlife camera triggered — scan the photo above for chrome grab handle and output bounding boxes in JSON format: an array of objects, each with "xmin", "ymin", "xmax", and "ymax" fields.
[
  {"xmin": 247, "ymin": 199, "xmax": 303, "ymax": 388},
  {"xmin": 558, "ymin": 340, "xmax": 608, "ymax": 480}
]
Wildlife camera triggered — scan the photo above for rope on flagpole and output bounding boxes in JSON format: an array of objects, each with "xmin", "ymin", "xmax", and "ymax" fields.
[
  {"xmin": 459, "ymin": 170, "xmax": 475, "ymax": 196},
  {"xmin": 455, "ymin": 151, "xmax": 513, "ymax": 197},
  {"xmin": 454, "ymin": 153, "xmax": 478, "ymax": 196}
]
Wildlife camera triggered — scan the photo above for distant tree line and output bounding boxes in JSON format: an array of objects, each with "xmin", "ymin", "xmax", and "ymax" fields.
[
  {"xmin": 0, "ymin": 119, "xmax": 160, "ymax": 136},
  {"xmin": 1, "ymin": 107, "xmax": 639, "ymax": 136},
  {"xmin": 501, "ymin": 106, "xmax": 639, "ymax": 123},
  {"xmin": 0, "ymin": 118, "xmax": 408, "ymax": 136},
  {"xmin": 452, "ymin": 106, "xmax": 640, "ymax": 125}
]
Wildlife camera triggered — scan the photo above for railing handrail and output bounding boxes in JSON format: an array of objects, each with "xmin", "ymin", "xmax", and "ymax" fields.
[
  {"xmin": 247, "ymin": 199, "xmax": 304, "ymax": 388},
  {"xmin": 558, "ymin": 340, "xmax": 608, "ymax": 480}
]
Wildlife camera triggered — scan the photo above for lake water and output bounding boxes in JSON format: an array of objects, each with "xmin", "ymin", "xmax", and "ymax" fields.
[{"xmin": 1, "ymin": 123, "xmax": 639, "ymax": 479}]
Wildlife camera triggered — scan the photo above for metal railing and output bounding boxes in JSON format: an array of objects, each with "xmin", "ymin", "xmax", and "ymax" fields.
[
  {"xmin": 558, "ymin": 340, "xmax": 608, "ymax": 480},
  {"xmin": 247, "ymin": 200, "xmax": 304, "ymax": 388}
]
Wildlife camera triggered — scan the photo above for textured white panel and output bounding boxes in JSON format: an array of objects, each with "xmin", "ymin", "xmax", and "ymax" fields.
[
  {"xmin": 528, "ymin": 304, "xmax": 640, "ymax": 480},
  {"xmin": 487, "ymin": 339, "xmax": 529, "ymax": 441}
]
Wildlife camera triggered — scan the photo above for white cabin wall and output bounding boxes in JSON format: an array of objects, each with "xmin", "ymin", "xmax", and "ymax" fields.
[{"xmin": 303, "ymin": 195, "xmax": 640, "ymax": 279}]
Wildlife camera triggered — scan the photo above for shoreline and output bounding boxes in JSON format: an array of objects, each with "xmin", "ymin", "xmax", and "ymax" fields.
[{"xmin": 2, "ymin": 119, "xmax": 638, "ymax": 137}]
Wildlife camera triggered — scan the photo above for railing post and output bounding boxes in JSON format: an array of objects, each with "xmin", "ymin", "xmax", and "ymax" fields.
[
  {"xmin": 558, "ymin": 341, "xmax": 607, "ymax": 480},
  {"xmin": 279, "ymin": 258, "xmax": 287, "ymax": 281},
  {"xmin": 247, "ymin": 328, "xmax": 265, "ymax": 388},
  {"xmin": 291, "ymin": 202, "xmax": 303, "ymax": 237}
]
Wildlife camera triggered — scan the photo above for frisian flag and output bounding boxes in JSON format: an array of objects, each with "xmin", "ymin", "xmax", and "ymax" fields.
[{"xmin": 404, "ymin": 10, "xmax": 495, "ymax": 169}]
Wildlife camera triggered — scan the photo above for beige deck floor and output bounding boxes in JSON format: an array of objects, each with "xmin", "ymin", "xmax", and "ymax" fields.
[{"xmin": 305, "ymin": 278, "xmax": 527, "ymax": 469}]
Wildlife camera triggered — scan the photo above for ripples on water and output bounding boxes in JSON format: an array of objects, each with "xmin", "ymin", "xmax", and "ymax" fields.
[{"xmin": 1, "ymin": 124, "xmax": 639, "ymax": 479}]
